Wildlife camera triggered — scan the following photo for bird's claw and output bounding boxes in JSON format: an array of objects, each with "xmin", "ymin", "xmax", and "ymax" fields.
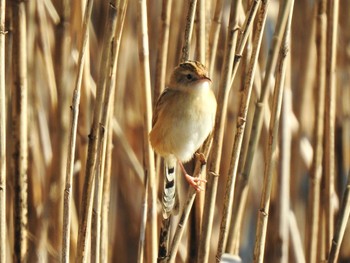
[{"xmin": 185, "ymin": 173, "xmax": 207, "ymax": 192}]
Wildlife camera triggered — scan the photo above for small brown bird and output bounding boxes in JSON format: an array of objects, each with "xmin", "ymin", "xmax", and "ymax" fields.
[{"xmin": 149, "ymin": 60, "xmax": 217, "ymax": 218}]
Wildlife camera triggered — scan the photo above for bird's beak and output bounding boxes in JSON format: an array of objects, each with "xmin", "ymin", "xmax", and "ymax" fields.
[{"xmin": 201, "ymin": 76, "xmax": 212, "ymax": 82}]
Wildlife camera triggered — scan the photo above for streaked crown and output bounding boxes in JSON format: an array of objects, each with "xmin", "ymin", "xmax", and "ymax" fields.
[{"xmin": 170, "ymin": 60, "xmax": 210, "ymax": 87}]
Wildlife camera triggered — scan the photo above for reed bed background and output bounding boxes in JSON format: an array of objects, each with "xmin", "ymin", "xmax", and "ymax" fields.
[{"xmin": 1, "ymin": 0, "xmax": 350, "ymax": 262}]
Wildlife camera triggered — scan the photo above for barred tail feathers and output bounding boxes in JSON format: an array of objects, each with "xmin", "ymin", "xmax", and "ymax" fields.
[{"xmin": 162, "ymin": 160, "xmax": 176, "ymax": 219}]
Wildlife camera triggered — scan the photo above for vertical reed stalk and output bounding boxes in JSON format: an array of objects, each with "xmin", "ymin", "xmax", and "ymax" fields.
[
  {"xmin": 12, "ymin": 1, "xmax": 28, "ymax": 261},
  {"xmin": 62, "ymin": 0, "xmax": 94, "ymax": 261},
  {"xmin": 324, "ymin": 0, "xmax": 338, "ymax": 255},
  {"xmin": 180, "ymin": 0, "xmax": 197, "ymax": 62},
  {"xmin": 76, "ymin": 1, "xmax": 119, "ymax": 261},
  {"xmin": 0, "ymin": 0, "xmax": 5, "ymax": 260},
  {"xmin": 208, "ymin": 0, "xmax": 223, "ymax": 77},
  {"xmin": 253, "ymin": 6, "xmax": 293, "ymax": 260},
  {"xmin": 227, "ymin": 0, "xmax": 293, "ymax": 253},
  {"xmin": 328, "ymin": 171, "xmax": 350, "ymax": 262},
  {"xmin": 137, "ymin": 0, "xmax": 157, "ymax": 261},
  {"xmin": 216, "ymin": 1, "xmax": 268, "ymax": 261},
  {"xmin": 197, "ymin": 1, "xmax": 240, "ymax": 262},
  {"xmin": 307, "ymin": 1, "xmax": 327, "ymax": 262},
  {"xmin": 154, "ymin": 0, "xmax": 172, "ymax": 105},
  {"xmin": 196, "ymin": 0, "xmax": 205, "ymax": 63},
  {"xmin": 273, "ymin": 58, "xmax": 292, "ymax": 263}
]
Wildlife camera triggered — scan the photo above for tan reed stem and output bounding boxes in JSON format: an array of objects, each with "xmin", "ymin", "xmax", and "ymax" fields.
[
  {"xmin": 226, "ymin": 0, "xmax": 293, "ymax": 253},
  {"xmin": 12, "ymin": 1, "xmax": 28, "ymax": 261},
  {"xmin": 216, "ymin": 1, "xmax": 269, "ymax": 261},
  {"xmin": 273, "ymin": 57, "xmax": 292, "ymax": 263},
  {"xmin": 197, "ymin": 1, "xmax": 240, "ymax": 262},
  {"xmin": 62, "ymin": 0, "xmax": 94, "ymax": 261},
  {"xmin": 208, "ymin": 0, "xmax": 223, "ymax": 77},
  {"xmin": 307, "ymin": 1, "xmax": 327, "ymax": 262},
  {"xmin": 137, "ymin": 0, "xmax": 157, "ymax": 261},
  {"xmin": 253, "ymin": 5, "xmax": 293, "ymax": 261},
  {"xmin": 0, "ymin": 0, "xmax": 6, "ymax": 260},
  {"xmin": 196, "ymin": 0, "xmax": 205, "ymax": 63},
  {"xmin": 137, "ymin": 175, "xmax": 149, "ymax": 263},
  {"xmin": 328, "ymin": 170, "xmax": 350, "ymax": 262},
  {"xmin": 181, "ymin": 0, "xmax": 197, "ymax": 62},
  {"xmin": 324, "ymin": 0, "xmax": 338, "ymax": 255},
  {"xmin": 76, "ymin": 1, "xmax": 120, "ymax": 261},
  {"xmin": 154, "ymin": 0, "xmax": 172, "ymax": 106}
]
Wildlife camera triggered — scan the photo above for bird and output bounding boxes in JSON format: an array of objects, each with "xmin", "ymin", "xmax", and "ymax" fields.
[{"xmin": 149, "ymin": 60, "xmax": 217, "ymax": 218}]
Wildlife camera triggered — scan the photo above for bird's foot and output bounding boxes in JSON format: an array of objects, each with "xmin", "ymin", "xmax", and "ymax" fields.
[{"xmin": 184, "ymin": 173, "xmax": 207, "ymax": 192}]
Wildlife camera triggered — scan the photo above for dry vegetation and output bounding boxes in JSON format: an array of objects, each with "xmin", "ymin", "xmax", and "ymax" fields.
[{"xmin": 1, "ymin": 0, "xmax": 350, "ymax": 262}]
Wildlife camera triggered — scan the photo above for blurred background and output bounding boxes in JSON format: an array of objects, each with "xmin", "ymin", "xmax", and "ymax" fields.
[{"xmin": 1, "ymin": 0, "xmax": 350, "ymax": 262}]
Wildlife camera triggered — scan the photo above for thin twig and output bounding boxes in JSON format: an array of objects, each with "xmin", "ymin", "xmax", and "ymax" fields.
[
  {"xmin": 12, "ymin": 1, "xmax": 29, "ymax": 261},
  {"xmin": 307, "ymin": 1, "xmax": 327, "ymax": 262},
  {"xmin": 328, "ymin": 170, "xmax": 350, "ymax": 263},
  {"xmin": 137, "ymin": 0, "xmax": 157, "ymax": 261},
  {"xmin": 0, "ymin": 0, "xmax": 6, "ymax": 260},
  {"xmin": 62, "ymin": 0, "xmax": 94, "ymax": 261},
  {"xmin": 324, "ymin": 0, "xmax": 339, "ymax": 255},
  {"xmin": 76, "ymin": 1, "xmax": 120, "ymax": 261},
  {"xmin": 180, "ymin": 0, "xmax": 197, "ymax": 62}
]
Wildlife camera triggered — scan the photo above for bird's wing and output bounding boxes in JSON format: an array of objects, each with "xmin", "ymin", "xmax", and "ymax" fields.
[{"xmin": 152, "ymin": 88, "xmax": 175, "ymax": 127}]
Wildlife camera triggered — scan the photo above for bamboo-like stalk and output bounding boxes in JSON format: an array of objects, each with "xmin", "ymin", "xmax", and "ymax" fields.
[
  {"xmin": 253, "ymin": 6, "xmax": 293, "ymax": 260},
  {"xmin": 12, "ymin": 1, "xmax": 28, "ymax": 261},
  {"xmin": 197, "ymin": 1, "xmax": 240, "ymax": 262},
  {"xmin": 324, "ymin": 0, "xmax": 338, "ymax": 255},
  {"xmin": 0, "ymin": 0, "xmax": 6, "ymax": 260},
  {"xmin": 62, "ymin": 0, "xmax": 94, "ymax": 262},
  {"xmin": 208, "ymin": 0, "xmax": 223, "ymax": 77},
  {"xmin": 216, "ymin": 1, "xmax": 268, "ymax": 261},
  {"xmin": 307, "ymin": 1, "xmax": 327, "ymax": 262},
  {"xmin": 180, "ymin": 0, "xmax": 197, "ymax": 62},
  {"xmin": 153, "ymin": 0, "xmax": 172, "ymax": 106},
  {"xmin": 76, "ymin": 1, "xmax": 120, "ymax": 261},
  {"xmin": 137, "ymin": 0, "xmax": 157, "ymax": 262},
  {"xmin": 328, "ymin": 170, "xmax": 350, "ymax": 263},
  {"xmin": 196, "ymin": 0, "xmax": 205, "ymax": 64},
  {"xmin": 226, "ymin": 0, "xmax": 293, "ymax": 253},
  {"xmin": 273, "ymin": 57, "xmax": 292, "ymax": 263},
  {"xmin": 137, "ymin": 176, "xmax": 149, "ymax": 263}
]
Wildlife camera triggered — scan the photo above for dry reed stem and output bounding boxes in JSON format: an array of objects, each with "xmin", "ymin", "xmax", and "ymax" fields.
[
  {"xmin": 0, "ymin": 0, "xmax": 6, "ymax": 261},
  {"xmin": 154, "ymin": 0, "xmax": 172, "ymax": 107},
  {"xmin": 180, "ymin": 0, "xmax": 197, "ymax": 62},
  {"xmin": 253, "ymin": 6, "xmax": 292, "ymax": 261},
  {"xmin": 76, "ymin": 1, "xmax": 120, "ymax": 261},
  {"xmin": 273, "ymin": 58, "xmax": 292, "ymax": 263},
  {"xmin": 91, "ymin": 0, "xmax": 127, "ymax": 260},
  {"xmin": 227, "ymin": 0, "xmax": 293, "ymax": 253},
  {"xmin": 229, "ymin": 0, "xmax": 261, "ymax": 88},
  {"xmin": 137, "ymin": 0, "xmax": 157, "ymax": 261},
  {"xmin": 12, "ymin": 1, "xmax": 28, "ymax": 261},
  {"xmin": 216, "ymin": 1, "xmax": 268, "ymax": 261},
  {"xmin": 324, "ymin": 0, "xmax": 338, "ymax": 255},
  {"xmin": 307, "ymin": 1, "xmax": 327, "ymax": 262},
  {"xmin": 208, "ymin": 0, "xmax": 223, "ymax": 77},
  {"xmin": 62, "ymin": 0, "xmax": 94, "ymax": 261},
  {"xmin": 196, "ymin": 0, "xmax": 205, "ymax": 64},
  {"xmin": 328, "ymin": 170, "xmax": 350, "ymax": 262},
  {"xmin": 289, "ymin": 210, "xmax": 306, "ymax": 263},
  {"xmin": 197, "ymin": 2, "xmax": 240, "ymax": 262},
  {"xmin": 137, "ymin": 176, "xmax": 149, "ymax": 263}
]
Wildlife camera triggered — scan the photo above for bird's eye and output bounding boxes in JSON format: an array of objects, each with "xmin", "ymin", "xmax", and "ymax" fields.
[{"xmin": 186, "ymin": 74, "xmax": 193, "ymax": 80}]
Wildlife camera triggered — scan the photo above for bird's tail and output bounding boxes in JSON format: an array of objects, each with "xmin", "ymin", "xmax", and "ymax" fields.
[{"xmin": 162, "ymin": 160, "xmax": 176, "ymax": 219}]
